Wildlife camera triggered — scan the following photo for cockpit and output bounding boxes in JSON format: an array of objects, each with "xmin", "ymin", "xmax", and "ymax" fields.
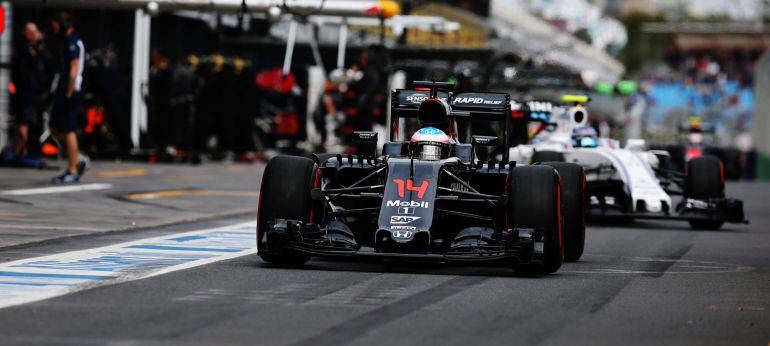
[
  {"xmin": 405, "ymin": 96, "xmax": 458, "ymax": 161},
  {"xmin": 410, "ymin": 127, "xmax": 453, "ymax": 161},
  {"xmin": 572, "ymin": 126, "xmax": 598, "ymax": 148}
]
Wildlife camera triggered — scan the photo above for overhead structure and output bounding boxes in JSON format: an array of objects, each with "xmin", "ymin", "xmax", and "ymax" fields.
[
  {"xmin": 488, "ymin": 0, "xmax": 624, "ymax": 83},
  {"xmin": 12, "ymin": 0, "xmax": 401, "ymax": 18},
  {"xmin": 267, "ymin": 14, "xmax": 462, "ymax": 54},
  {"xmin": 10, "ymin": 0, "xmax": 401, "ymax": 149},
  {"xmin": 643, "ymin": 21, "xmax": 770, "ymax": 52}
]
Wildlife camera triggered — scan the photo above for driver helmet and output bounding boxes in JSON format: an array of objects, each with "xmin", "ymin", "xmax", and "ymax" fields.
[
  {"xmin": 572, "ymin": 126, "xmax": 598, "ymax": 148},
  {"xmin": 411, "ymin": 127, "xmax": 453, "ymax": 161}
]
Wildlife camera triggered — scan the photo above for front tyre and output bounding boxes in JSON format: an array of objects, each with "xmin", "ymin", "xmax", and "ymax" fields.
[
  {"xmin": 508, "ymin": 165, "xmax": 563, "ymax": 274},
  {"xmin": 541, "ymin": 162, "xmax": 586, "ymax": 262},
  {"xmin": 257, "ymin": 155, "xmax": 318, "ymax": 265},
  {"xmin": 685, "ymin": 155, "xmax": 725, "ymax": 230}
]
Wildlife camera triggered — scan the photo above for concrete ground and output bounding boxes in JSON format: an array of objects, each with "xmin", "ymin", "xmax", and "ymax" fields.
[{"xmin": 0, "ymin": 160, "xmax": 262, "ymax": 249}]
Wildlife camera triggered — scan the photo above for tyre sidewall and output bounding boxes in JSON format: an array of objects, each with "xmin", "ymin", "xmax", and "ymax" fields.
[
  {"xmin": 686, "ymin": 155, "xmax": 724, "ymax": 199},
  {"xmin": 508, "ymin": 165, "xmax": 563, "ymax": 274},
  {"xmin": 257, "ymin": 156, "xmax": 318, "ymax": 262},
  {"xmin": 685, "ymin": 155, "xmax": 725, "ymax": 229},
  {"xmin": 540, "ymin": 162, "xmax": 586, "ymax": 262}
]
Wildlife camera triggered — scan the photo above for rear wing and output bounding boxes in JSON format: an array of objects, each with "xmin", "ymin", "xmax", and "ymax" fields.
[
  {"xmin": 391, "ymin": 90, "xmax": 509, "ymax": 121},
  {"xmin": 389, "ymin": 81, "xmax": 511, "ymax": 161}
]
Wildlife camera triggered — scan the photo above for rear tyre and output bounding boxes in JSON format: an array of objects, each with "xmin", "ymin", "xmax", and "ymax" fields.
[
  {"xmin": 541, "ymin": 162, "xmax": 586, "ymax": 261},
  {"xmin": 685, "ymin": 155, "xmax": 724, "ymax": 230},
  {"xmin": 508, "ymin": 165, "xmax": 563, "ymax": 274},
  {"xmin": 531, "ymin": 150, "xmax": 564, "ymax": 164},
  {"xmin": 257, "ymin": 155, "xmax": 317, "ymax": 265}
]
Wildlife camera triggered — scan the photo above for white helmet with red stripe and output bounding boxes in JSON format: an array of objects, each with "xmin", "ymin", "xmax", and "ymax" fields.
[{"xmin": 410, "ymin": 127, "xmax": 452, "ymax": 161}]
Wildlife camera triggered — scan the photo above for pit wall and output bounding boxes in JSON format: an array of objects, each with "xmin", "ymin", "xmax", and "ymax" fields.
[{"xmin": 754, "ymin": 50, "xmax": 770, "ymax": 180}]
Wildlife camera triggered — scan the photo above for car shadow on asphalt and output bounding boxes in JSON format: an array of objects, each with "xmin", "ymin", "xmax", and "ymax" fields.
[
  {"xmin": 250, "ymin": 257, "xmax": 565, "ymax": 279},
  {"xmin": 588, "ymin": 220, "xmax": 746, "ymax": 233}
]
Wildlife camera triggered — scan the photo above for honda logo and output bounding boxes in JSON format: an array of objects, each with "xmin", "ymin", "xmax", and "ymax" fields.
[{"xmin": 392, "ymin": 230, "xmax": 413, "ymax": 239}]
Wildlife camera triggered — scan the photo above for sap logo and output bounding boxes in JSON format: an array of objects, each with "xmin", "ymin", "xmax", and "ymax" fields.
[
  {"xmin": 406, "ymin": 94, "xmax": 428, "ymax": 103},
  {"xmin": 398, "ymin": 207, "xmax": 415, "ymax": 215},
  {"xmin": 392, "ymin": 178, "xmax": 429, "ymax": 199},
  {"xmin": 391, "ymin": 226, "xmax": 417, "ymax": 231},
  {"xmin": 454, "ymin": 97, "xmax": 484, "ymax": 104},
  {"xmin": 390, "ymin": 216, "xmax": 421, "ymax": 224},
  {"xmin": 387, "ymin": 200, "xmax": 429, "ymax": 208},
  {"xmin": 392, "ymin": 230, "xmax": 413, "ymax": 239}
]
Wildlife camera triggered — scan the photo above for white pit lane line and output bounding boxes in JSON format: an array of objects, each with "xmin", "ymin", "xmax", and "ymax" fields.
[
  {"xmin": 0, "ymin": 183, "xmax": 114, "ymax": 196},
  {"xmin": 0, "ymin": 221, "xmax": 257, "ymax": 309}
]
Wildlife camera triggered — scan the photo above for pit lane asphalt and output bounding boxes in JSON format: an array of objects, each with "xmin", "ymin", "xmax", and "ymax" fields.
[{"xmin": 0, "ymin": 182, "xmax": 768, "ymax": 345}]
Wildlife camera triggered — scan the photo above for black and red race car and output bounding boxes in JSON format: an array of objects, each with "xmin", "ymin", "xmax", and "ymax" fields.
[
  {"xmin": 652, "ymin": 117, "xmax": 743, "ymax": 180},
  {"xmin": 257, "ymin": 81, "xmax": 586, "ymax": 274}
]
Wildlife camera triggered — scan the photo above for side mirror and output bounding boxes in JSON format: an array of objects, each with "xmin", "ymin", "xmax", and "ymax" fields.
[
  {"xmin": 470, "ymin": 135, "xmax": 498, "ymax": 165},
  {"xmin": 353, "ymin": 131, "xmax": 378, "ymax": 158},
  {"xmin": 471, "ymin": 135, "xmax": 498, "ymax": 147},
  {"xmin": 353, "ymin": 131, "xmax": 378, "ymax": 143}
]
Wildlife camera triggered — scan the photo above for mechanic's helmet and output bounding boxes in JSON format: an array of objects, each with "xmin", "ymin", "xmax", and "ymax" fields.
[
  {"xmin": 410, "ymin": 127, "xmax": 452, "ymax": 161},
  {"xmin": 418, "ymin": 97, "xmax": 450, "ymax": 128},
  {"xmin": 572, "ymin": 126, "xmax": 598, "ymax": 148}
]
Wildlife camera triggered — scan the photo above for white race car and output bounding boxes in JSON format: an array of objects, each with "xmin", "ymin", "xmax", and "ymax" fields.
[{"xmin": 508, "ymin": 96, "xmax": 747, "ymax": 230}]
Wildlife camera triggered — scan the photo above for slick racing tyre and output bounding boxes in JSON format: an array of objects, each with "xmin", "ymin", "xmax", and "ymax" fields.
[
  {"xmin": 721, "ymin": 148, "xmax": 742, "ymax": 180},
  {"xmin": 508, "ymin": 165, "xmax": 563, "ymax": 274},
  {"xmin": 541, "ymin": 162, "xmax": 586, "ymax": 262},
  {"xmin": 685, "ymin": 155, "xmax": 725, "ymax": 230},
  {"xmin": 257, "ymin": 155, "xmax": 317, "ymax": 265},
  {"xmin": 531, "ymin": 150, "xmax": 564, "ymax": 164}
]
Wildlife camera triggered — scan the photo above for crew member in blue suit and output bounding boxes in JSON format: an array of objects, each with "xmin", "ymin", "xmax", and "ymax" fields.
[{"xmin": 50, "ymin": 12, "xmax": 88, "ymax": 183}]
